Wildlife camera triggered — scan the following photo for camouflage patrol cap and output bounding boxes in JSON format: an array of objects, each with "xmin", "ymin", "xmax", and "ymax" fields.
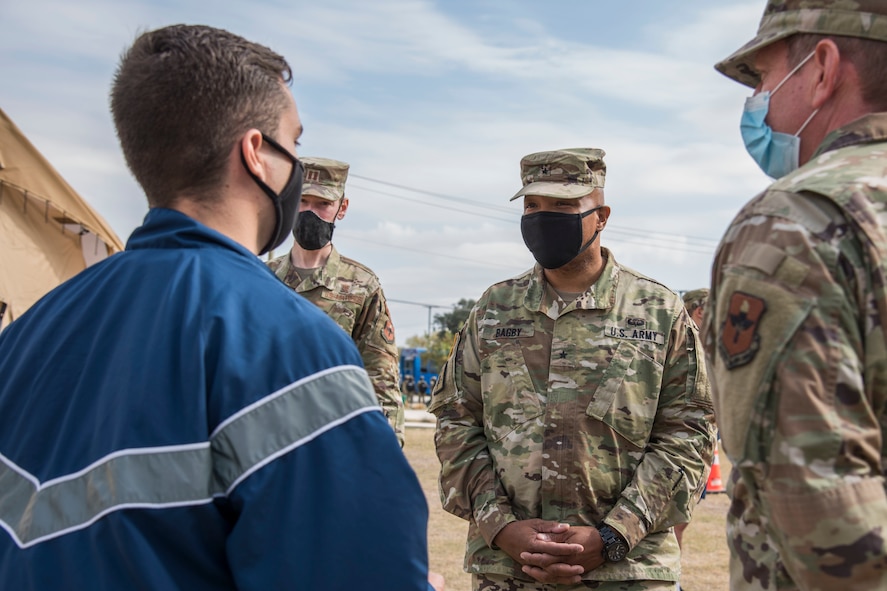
[
  {"xmin": 682, "ymin": 288, "xmax": 710, "ymax": 311},
  {"xmin": 716, "ymin": 0, "xmax": 887, "ymax": 88},
  {"xmin": 301, "ymin": 157, "xmax": 349, "ymax": 201},
  {"xmin": 510, "ymin": 148, "xmax": 606, "ymax": 201}
]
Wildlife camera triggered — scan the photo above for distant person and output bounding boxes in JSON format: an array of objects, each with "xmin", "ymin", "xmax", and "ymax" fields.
[
  {"xmin": 682, "ymin": 289, "xmax": 708, "ymax": 332},
  {"xmin": 0, "ymin": 24, "xmax": 442, "ymax": 591},
  {"xmin": 430, "ymin": 147, "xmax": 715, "ymax": 590},
  {"xmin": 428, "ymin": 376, "xmax": 438, "ymax": 404},
  {"xmin": 267, "ymin": 157, "xmax": 404, "ymax": 445},
  {"xmin": 416, "ymin": 376, "xmax": 430, "ymax": 401},
  {"xmin": 674, "ymin": 289, "xmax": 712, "ymax": 553},
  {"xmin": 403, "ymin": 374, "xmax": 417, "ymax": 402},
  {"xmin": 705, "ymin": 0, "xmax": 887, "ymax": 588}
]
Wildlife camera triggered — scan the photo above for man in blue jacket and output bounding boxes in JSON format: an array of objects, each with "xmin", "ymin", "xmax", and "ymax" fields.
[{"xmin": 0, "ymin": 24, "xmax": 443, "ymax": 591}]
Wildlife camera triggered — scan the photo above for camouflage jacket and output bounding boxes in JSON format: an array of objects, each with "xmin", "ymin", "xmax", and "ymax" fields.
[
  {"xmin": 268, "ymin": 246, "xmax": 404, "ymax": 445},
  {"xmin": 704, "ymin": 113, "xmax": 887, "ymax": 590},
  {"xmin": 430, "ymin": 249, "xmax": 715, "ymax": 582}
]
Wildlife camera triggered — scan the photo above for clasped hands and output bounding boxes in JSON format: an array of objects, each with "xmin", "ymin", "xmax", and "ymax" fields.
[{"xmin": 492, "ymin": 519, "xmax": 606, "ymax": 585}]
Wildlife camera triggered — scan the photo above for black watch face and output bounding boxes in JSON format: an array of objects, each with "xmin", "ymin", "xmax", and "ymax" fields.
[{"xmin": 607, "ymin": 543, "xmax": 628, "ymax": 562}]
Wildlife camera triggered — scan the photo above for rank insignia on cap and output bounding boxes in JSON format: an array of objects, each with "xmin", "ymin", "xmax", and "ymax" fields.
[
  {"xmin": 719, "ymin": 291, "xmax": 766, "ymax": 369},
  {"xmin": 305, "ymin": 169, "xmax": 321, "ymax": 182}
]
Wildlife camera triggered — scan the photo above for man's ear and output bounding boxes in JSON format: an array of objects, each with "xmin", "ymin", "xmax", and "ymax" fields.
[
  {"xmin": 337, "ymin": 197, "xmax": 349, "ymax": 220},
  {"xmin": 240, "ymin": 129, "xmax": 267, "ymax": 180},
  {"xmin": 596, "ymin": 205, "xmax": 612, "ymax": 230},
  {"xmin": 810, "ymin": 38, "xmax": 841, "ymax": 109}
]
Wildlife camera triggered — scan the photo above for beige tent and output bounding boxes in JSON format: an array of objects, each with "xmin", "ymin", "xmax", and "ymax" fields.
[{"xmin": 0, "ymin": 107, "xmax": 124, "ymax": 331}]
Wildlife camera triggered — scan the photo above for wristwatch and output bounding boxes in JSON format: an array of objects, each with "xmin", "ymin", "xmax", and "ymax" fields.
[{"xmin": 597, "ymin": 524, "xmax": 629, "ymax": 562}]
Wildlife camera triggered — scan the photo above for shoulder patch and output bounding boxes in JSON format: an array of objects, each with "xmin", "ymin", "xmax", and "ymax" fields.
[
  {"xmin": 381, "ymin": 302, "xmax": 395, "ymax": 344},
  {"xmin": 719, "ymin": 291, "xmax": 767, "ymax": 369}
]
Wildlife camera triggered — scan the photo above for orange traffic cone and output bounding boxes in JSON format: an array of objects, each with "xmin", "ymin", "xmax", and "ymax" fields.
[{"xmin": 706, "ymin": 445, "xmax": 726, "ymax": 494}]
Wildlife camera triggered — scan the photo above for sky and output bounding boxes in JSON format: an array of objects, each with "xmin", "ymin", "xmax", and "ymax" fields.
[{"xmin": 1, "ymin": 0, "xmax": 775, "ymax": 345}]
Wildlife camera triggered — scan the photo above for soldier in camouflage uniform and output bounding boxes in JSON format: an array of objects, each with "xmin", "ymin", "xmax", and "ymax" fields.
[
  {"xmin": 705, "ymin": 2, "xmax": 887, "ymax": 589},
  {"xmin": 430, "ymin": 148, "xmax": 716, "ymax": 590},
  {"xmin": 681, "ymin": 290, "xmax": 708, "ymax": 332},
  {"xmin": 267, "ymin": 158, "xmax": 404, "ymax": 446},
  {"xmin": 675, "ymin": 289, "xmax": 711, "ymax": 556}
]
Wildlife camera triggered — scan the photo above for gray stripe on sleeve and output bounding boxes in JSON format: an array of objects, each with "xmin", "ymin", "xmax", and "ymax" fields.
[{"xmin": 0, "ymin": 365, "xmax": 379, "ymax": 548}]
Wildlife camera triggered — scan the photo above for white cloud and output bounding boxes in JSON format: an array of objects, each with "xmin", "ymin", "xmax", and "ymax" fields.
[{"xmin": 1, "ymin": 0, "xmax": 777, "ymax": 344}]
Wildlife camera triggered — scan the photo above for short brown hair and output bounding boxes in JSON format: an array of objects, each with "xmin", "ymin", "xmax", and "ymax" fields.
[
  {"xmin": 111, "ymin": 25, "xmax": 293, "ymax": 207},
  {"xmin": 787, "ymin": 33, "xmax": 887, "ymax": 112}
]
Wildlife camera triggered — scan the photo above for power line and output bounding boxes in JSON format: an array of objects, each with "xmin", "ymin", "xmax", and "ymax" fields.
[
  {"xmin": 351, "ymin": 174, "xmax": 514, "ymax": 215},
  {"xmin": 388, "ymin": 298, "xmax": 453, "ymax": 336},
  {"xmin": 349, "ymin": 183, "xmax": 514, "ymax": 223},
  {"xmin": 346, "ymin": 185, "xmax": 715, "ymax": 256},
  {"xmin": 338, "ymin": 234, "xmax": 523, "ymax": 270},
  {"xmin": 350, "ymin": 174, "xmax": 721, "ymax": 248},
  {"xmin": 337, "ymin": 227, "xmax": 714, "ymax": 264}
]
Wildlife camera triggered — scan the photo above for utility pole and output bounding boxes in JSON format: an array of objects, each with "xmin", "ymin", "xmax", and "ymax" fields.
[{"xmin": 388, "ymin": 298, "xmax": 453, "ymax": 336}]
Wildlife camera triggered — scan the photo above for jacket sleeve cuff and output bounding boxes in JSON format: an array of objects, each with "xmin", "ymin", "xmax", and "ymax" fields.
[
  {"xmin": 603, "ymin": 501, "xmax": 649, "ymax": 550},
  {"xmin": 473, "ymin": 497, "xmax": 517, "ymax": 547}
]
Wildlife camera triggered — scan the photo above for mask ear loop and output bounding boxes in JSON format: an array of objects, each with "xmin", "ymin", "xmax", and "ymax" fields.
[
  {"xmin": 574, "ymin": 205, "xmax": 603, "ymax": 259},
  {"xmin": 794, "ymin": 107, "xmax": 820, "ymax": 136},
  {"xmin": 771, "ymin": 51, "xmax": 819, "ymax": 136},
  {"xmin": 333, "ymin": 199, "xmax": 343, "ymax": 224},
  {"xmin": 770, "ymin": 50, "xmax": 816, "ymax": 96}
]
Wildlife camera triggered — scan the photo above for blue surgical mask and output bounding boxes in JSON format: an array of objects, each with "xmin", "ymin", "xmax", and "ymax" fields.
[{"xmin": 740, "ymin": 51, "xmax": 818, "ymax": 179}]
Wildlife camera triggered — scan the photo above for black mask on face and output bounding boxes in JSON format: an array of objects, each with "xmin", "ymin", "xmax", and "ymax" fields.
[
  {"xmin": 293, "ymin": 209, "xmax": 336, "ymax": 251},
  {"xmin": 241, "ymin": 133, "xmax": 304, "ymax": 255},
  {"xmin": 520, "ymin": 206, "xmax": 602, "ymax": 269}
]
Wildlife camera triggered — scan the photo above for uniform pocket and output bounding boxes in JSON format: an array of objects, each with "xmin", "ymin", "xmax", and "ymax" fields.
[
  {"xmin": 585, "ymin": 340, "xmax": 663, "ymax": 448},
  {"xmin": 480, "ymin": 341, "xmax": 543, "ymax": 442}
]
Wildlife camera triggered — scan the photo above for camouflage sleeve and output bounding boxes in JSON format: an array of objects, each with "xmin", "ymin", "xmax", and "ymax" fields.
[
  {"xmin": 706, "ymin": 190, "xmax": 887, "ymax": 589},
  {"xmin": 428, "ymin": 308, "xmax": 517, "ymax": 546},
  {"xmin": 353, "ymin": 288, "xmax": 404, "ymax": 447},
  {"xmin": 604, "ymin": 306, "xmax": 717, "ymax": 548}
]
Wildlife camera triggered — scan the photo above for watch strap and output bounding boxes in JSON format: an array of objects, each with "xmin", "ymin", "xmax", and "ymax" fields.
[{"xmin": 597, "ymin": 523, "xmax": 628, "ymax": 562}]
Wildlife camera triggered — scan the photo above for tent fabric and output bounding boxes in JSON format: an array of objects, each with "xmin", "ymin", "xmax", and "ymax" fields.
[{"xmin": 0, "ymin": 108, "xmax": 124, "ymax": 330}]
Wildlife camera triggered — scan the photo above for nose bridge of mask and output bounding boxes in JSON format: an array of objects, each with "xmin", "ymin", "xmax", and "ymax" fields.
[{"xmin": 745, "ymin": 91, "xmax": 770, "ymax": 112}]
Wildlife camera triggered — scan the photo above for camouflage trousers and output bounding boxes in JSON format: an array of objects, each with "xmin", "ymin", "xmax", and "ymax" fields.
[{"xmin": 473, "ymin": 574, "xmax": 678, "ymax": 591}]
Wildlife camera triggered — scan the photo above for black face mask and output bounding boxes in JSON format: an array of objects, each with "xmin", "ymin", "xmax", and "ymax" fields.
[
  {"xmin": 520, "ymin": 206, "xmax": 602, "ymax": 269},
  {"xmin": 241, "ymin": 133, "xmax": 304, "ymax": 255},
  {"xmin": 293, "ymin": 209, "xmax": 336, "ymax": 251}
]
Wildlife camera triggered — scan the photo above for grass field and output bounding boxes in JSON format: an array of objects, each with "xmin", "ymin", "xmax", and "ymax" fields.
[{"xmin": 403, "ymin": 425, "xmax": 732, "ymax": 591}]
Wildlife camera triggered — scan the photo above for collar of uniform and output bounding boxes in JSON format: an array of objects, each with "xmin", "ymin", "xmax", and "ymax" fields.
[
  {"xmin": 814, "ymin": 112, "xmax": 887, "ymax": 158},
  {"xmin": 272, "ymin": 244, "xmax": 341, "ymax": 291},
  {"xmin": 268, "ymin": 250, "xmax": 293, "ymax": 283},
  {"xmin": 288, "ymin": 244, "xmax": 341, "ymax": 292},
  {"xmin": 312, "ymin": 244, "xmax": 342, "ymax": 290},
  {"xmin": 127, "ymin": 208, "xmax": 259, "ymax": 261},
  {"xmin": 523, "ymin": 247, "xmax": 619, "ymax": 315}
]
